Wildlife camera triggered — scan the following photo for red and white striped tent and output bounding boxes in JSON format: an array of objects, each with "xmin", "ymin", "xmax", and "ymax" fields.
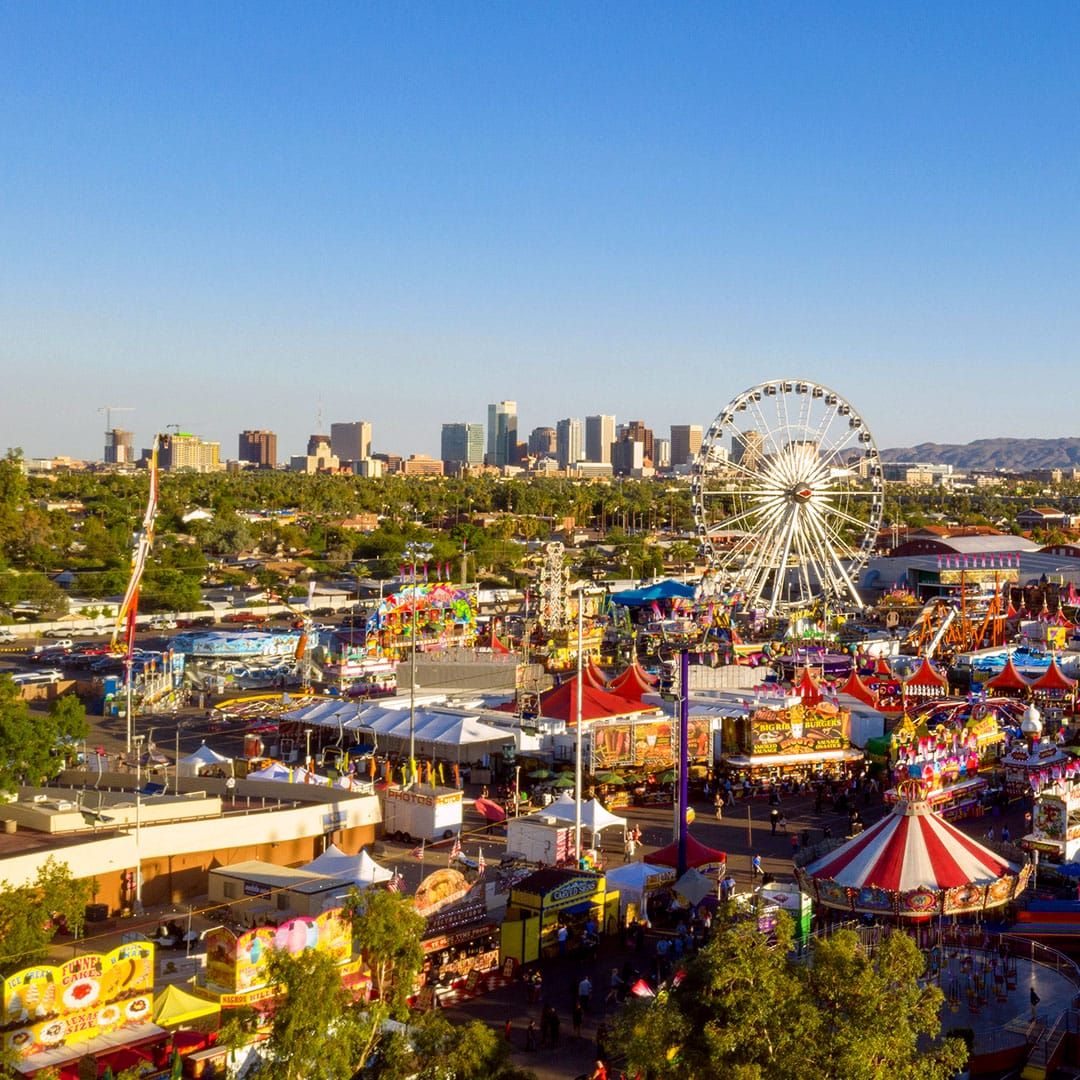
[{"xmin": 794, "ymin": 784, "xmax": 1031, "ymax": 918}]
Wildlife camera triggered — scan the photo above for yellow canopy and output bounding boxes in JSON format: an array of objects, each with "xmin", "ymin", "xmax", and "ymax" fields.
[{"xmin": 153, "ymin": 983, "xmax": 221, "ymax": 1027}]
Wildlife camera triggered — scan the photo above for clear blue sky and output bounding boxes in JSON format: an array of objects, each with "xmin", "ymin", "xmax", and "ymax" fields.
[{"xmin": 2, "ymin": 3, "xmax": 1079, "ymax": 461}]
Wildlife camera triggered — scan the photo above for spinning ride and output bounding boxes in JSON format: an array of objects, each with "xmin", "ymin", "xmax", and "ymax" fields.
[{"xmin": 691, "ymin": 380, "xmax": 883, "ymax": 614}]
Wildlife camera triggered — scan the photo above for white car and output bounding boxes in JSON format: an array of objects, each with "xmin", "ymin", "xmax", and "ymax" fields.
[
  {"xmin": 42, "ymin": 638, "xmax": 74, "ymax": 650},
  {"xmin": 0, "ymin": 629, "xmax": 16, "ymax": 643},
  {"xmin": 12, "ymin": 669, "xmax": 63, "ymax": 685}
]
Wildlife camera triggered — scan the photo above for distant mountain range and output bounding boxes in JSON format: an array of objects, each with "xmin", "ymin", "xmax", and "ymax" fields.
[{"xmin": 880, "ymin": 438, "xmax": 1080, "ymax": 472}]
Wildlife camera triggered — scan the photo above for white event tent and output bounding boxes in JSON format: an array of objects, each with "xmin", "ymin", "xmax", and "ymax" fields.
[
  {"xmin": 301, "ymin": 843, "xmax": 393, "ymax": 889},
  {"xmin": 177, "ymin": 742, "xmax": 233, "ymax": 777}
]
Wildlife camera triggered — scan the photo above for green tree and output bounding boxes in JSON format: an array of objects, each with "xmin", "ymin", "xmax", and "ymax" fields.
[
  {"xmin": 345, "ymin": 887, "xmax": 425, "ymax": 1017},
  {"xmin": 48, "ymin": 694, "xmax": 89, "ymax": 759},
  {"xmin": 614, "ymin": 913, "xmax": 966, "ymax": 1080},
  {"xmin": 376, "ymin": 1012, "xmax": 536, "ymax": 1080},
  {"xmin": 261, "ymin": 949, "xmax": 368, "ymax": 1080},
  {"xmin": 0, "ymin": 857, "xmax": 94, "ymax": 976}
]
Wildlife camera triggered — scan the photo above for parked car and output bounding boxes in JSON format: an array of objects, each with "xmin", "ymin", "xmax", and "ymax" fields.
[
  {"xmin": 36, "ymin": 638, "xmax": 73, "ymax": 652},
  {"xmin": 223, "ymin": 612, "xmax": 269, "ymax": 624},
  {"xmin": 12, "ymin": 669, "xmax": 63, "ymax": 685},
  {"xmin": 44, "ymin": 630, "xmax": 76, "ymax": 641},
  {"xmin": 0, "ymin": 628, "xmax": 18, "ymax": 643}
]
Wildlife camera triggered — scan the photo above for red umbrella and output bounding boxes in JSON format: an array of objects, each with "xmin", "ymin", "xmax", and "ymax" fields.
[{"xmin": 474, "ymin": 797, "xmax": 507, "ymax": 823}]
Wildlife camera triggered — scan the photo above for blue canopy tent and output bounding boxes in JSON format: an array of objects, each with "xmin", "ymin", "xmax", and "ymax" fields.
[{"xmin": 610, "ymin": 580, "xmax": 698, "ymax": 607}]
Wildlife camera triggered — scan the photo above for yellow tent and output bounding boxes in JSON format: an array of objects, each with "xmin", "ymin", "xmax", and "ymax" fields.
[{"xmin": 153, "ymin": 983, "xmax": 221, "ymax": 1027}]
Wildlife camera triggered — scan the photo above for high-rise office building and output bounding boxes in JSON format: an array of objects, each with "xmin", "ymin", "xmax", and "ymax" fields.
[
  {"xmin": 669, "ymin": 424, "xmax": 703, "ymax": 467},
  {"xmin": 611, "ymin": 434, "xmax": 645, "ymax": 477},
  {"xmin": 528, "ymin": 427, "xmax": 557, "ymax": 457},
  {"xmin": 731, "ymin": 430, "xmax": 764, "ymax": 470},
  {"xmin": 441, "ymin": 423, "xmax": 485, "ymax": 467},
  {"xmin": 555, "ymin": 418, "xmax": 584, "ymax": 470},
  {"xmin": 585, "ymin": 415, "xmax": 616, "ymax": 463},
  {"xmin": 307, "ymin": 434, "xmax": 331, "ymax": 457},
  {"xmin": 618, "ymin": 421, "xmax": 654, "ymax": 464},
  {"xmin": 238, "ymin": 430, "xmax": 277, "ymax": 468},
  {"xmin": 655, "ymin": 439, "xmax": 671, "ymax": 469},
  {"xmin": 330, "ymin": 421, "xmax": 372, "ymax": 463},
  {"xmin": 104, "ymin": 428, "xmax": 134, "ymax": 465},
  {"xmin": 158, "ymin": 433, "xmax": 221, "ymax": 473},
  {"xmin": 486, "ymin": 401, "xmax": 517, "ymax": 467}
]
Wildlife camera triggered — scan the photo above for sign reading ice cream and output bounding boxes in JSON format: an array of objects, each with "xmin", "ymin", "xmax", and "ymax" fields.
[{"xmin": 2, "ymin": 942, "xmax": 155, "ymax": 1058}]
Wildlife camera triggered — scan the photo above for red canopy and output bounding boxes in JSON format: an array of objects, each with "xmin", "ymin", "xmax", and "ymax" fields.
[
  {"xmin": 584, "ymin": 656, "xmax": 608, "ymax": 690},
  {"xmin": 985, "ymin": 655, "xmax": 1031, "ymax": 692},
  {"xmin": 608, "ymin": 662, "xmax": 658, "ymax": 703},
  {"xmin": 794, "ymin": 667, "xmax": 823, "ymax": 706},
  {"xmin": 1031, "ymin": 657, "xmax": 1077, "ymax": 693},
  {"xmin": 489, "ymin": 630, "xmax": 511, "ymax": 654},
  {"xmin": 645, "ymin": 833, "xmax": 727, "ymax": 871},
  {"xmin": 531, "ymin": 672, "xmax": 654, "ymax": 723},
  {"xmin": 838, "ymin": 668, "xmax": 878, "ymax": 708},
  {"xmin": 903, "ymin": 656, "xmax": 948, "ymax": 689},
  {"xmin": 873, "ymin": 656, "xmax": 894, "ymax": 678}
]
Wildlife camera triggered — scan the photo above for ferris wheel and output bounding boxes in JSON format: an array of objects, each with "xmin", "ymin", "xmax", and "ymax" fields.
[{"xmin": 691, "ymin": 380, "xmax": 884, "ymax": 614}]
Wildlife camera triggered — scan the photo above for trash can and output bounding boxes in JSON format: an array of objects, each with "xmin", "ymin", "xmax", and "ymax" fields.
[{"xmin": 1, "ymin": 819, "xmax": 15, "ymax": 835}]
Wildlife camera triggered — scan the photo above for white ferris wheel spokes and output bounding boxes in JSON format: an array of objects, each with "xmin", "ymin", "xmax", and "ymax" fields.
[{"xmin": 691, "ymin": 380, "xmax": 884, "ymax": 614}]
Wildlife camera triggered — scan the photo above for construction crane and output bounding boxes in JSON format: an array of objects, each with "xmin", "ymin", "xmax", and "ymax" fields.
[{"xmin": 98, "ymin": 405, "xmax": 134, "ymax": 431}]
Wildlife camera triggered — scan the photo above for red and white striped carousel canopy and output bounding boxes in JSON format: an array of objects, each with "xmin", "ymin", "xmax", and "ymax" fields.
[{"xmin": 803, "ymin": 797, "xmax": 1010, "ymax": 894}]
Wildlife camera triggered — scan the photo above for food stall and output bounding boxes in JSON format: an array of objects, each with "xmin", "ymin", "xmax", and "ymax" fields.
[
  {"xmin": 500, "ymin": 868, "xmax": 618, "ymax": 965},
  {"xmin": 715, "ymin": 694, "xmax": 863, "ymax": 784},
  {"xmin": 1022, "ymin": 766, "xmax": 1080, "ymax": 864}
]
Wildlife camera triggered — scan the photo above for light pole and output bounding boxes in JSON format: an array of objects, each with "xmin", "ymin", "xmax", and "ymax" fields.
[
  {"xmin": 404, "ymin": 541, "xmax": 433, "ymax": 787},
  {"xmin": 574, "ymin": 585, "xmax": 585, "ymax": 863},
  {"xmin": 133, "ymin": 734, "xmax": 145, "ymax": 913}
]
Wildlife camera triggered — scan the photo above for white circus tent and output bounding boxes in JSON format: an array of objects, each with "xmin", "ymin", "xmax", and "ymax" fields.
[
  {"xmin": 177, "ymin": 741, "xmax": 233, "ymax": 777},
  {"xmin": 301, "ymin": 843, "xmax": 393, "ymax": 889}
]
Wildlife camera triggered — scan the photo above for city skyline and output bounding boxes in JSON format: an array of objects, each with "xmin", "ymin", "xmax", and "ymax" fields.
[{"xmin": 3, "ymin": 6, "xmax": 1080, "ymax": 459}]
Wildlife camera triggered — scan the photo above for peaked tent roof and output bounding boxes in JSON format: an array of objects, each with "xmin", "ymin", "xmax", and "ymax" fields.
[
  {"xmin": 584, "ymin": 657, "xmax": 609, "ymax": 690},
  {"xmin": 794, "ymin": 667, "xmax": 823, "ymax": 707},
  {"xmin": 838, "ymin": 669, "xmax": 878, "ymax": 708},
  {"xmin": 608, "ymin": 663, "xmax": 658, "ymax": 703},
  {"xmin": 799, "ymin": 792, "xmax": 1016, "ymax": 902},
  {"xmin": 903, "ymin": 656, "xmax": 948, "ymax": 689},
  {"xmin": 533, "ymin": 673, "xmax": 655, "ymax": 723},
  {"xmin": 1031, "ymin": 657, "xmax": 1077, "ymax": 693},
  {"xmin": 644, "ymin": 833, "xmax": 727, "ymax": 870},
  {"xmin": 178, "ymin": 742, "xmax": 232, "ymax": 767},
  {"xmin": 529, "ymin": 797, "xmax": 626, "ymax": 834},
  {"xmin": 301, "ymin": 843, "xmax": 394, "ymax": 887},
  {"xmin": 610, "ymin": 580, "xmax": 698, "ymax": 606},
  {"xmin": 873, "ymin": 657, "xmax": 894, "ymax": 678},
  {"xmin": 153, "ymin": 983, "xmax": 220, "ymax": 1027},
  {"xmin": 604, "ymin": 860, "xmax": 674, "ymax": 893},
  {"xmin": 986, "ymin": 655, "xmax": 1032, "ymax": 692}
]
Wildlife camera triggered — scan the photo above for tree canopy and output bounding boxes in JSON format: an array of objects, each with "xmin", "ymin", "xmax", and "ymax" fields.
[
  {"xmin": 0, "ymin": 680, "xmax": 88, "ymax": 794},
  {"xmin": 0, "ymin": 857, "xmax": 94, "ymax": 976},
  {"xmin": 614, "ymin": 913, "xmax": 967, "ymax": 1080}
]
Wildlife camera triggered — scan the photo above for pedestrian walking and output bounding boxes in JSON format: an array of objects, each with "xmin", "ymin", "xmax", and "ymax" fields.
[
  {"xmin": 525, "ymin": 1019, "xmax": 537, "ymax": 1051},
  {"xmin": 504, "ymin": 1018, "xmax": 513, "ymax": 1043},
  {"xmin": 752, "ymin": 854, "xmax": 763, "ymax": 878},
  {"xmin": 557, "ymin": 923, "xmax": 569, "ymax": 957},
  {"xmin": 725, "ymin": 781, "xmax": 736, "ymax": 807},
  {"xmin": 985, "ymin": 826, "xmax": 995, "ymax": 843},
  {"xmin": 777, "ymin": 810, "xmax": 787, "ymax": 833},
  {"xmin": 578, "ymin": 973, "xmax": 593, "ymax": 1011},
  {"xmin": 790, "ymin": 833, "xmax": 799, "ymax": 856},
  {"xmin": 769, "ymin": 807, "xmax": 780, "ymax": 835},
  {"xmin": 572, "ymin": 997, "xmax": 583, "ymax": 1038}
]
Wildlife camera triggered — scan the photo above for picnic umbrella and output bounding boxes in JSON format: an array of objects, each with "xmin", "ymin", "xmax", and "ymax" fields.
[
  {"xmin": 656, "ymin": 769, "xmax": 678, "ymax": 784},
  {"xmin": 594, "ymin": 771, "xmax": 626, "ymax": 785},
  {"xmin": 528, "ymin": 768, "xmax": 553, "ymax": 779},
  {"xmin": 552, "ymin": 775, "xmax": 576, "ymax": 789}
]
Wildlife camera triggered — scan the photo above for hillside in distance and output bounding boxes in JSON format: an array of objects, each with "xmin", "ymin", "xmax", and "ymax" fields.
[{"xmin": 880, "ymin": 437, "xmax": 1080, "ymax": 471}]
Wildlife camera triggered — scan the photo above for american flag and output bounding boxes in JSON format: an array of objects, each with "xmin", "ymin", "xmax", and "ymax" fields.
[
  {"xmin": 387, "ymin": 871, "xmax": 403, "ymax": 893},
  {"xmin": 412, "ymin": 839, "xmax": 425, "ymax": 861},
  {"xmin": 449, "ymin": 837, "xmax": 461, "ymax": 862},
  {"xmin": 477, "ymin": 847, "xmax": 486, "ymax": 878}
]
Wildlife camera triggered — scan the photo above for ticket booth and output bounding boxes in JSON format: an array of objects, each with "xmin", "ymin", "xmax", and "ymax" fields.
[{"xmin": 500, "ymin": 868, "xmax": 619, "ymax": 965}]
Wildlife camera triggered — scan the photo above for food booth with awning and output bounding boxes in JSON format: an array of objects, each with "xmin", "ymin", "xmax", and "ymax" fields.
[
  {"xmin": 500, "ymin": 868, "xmax": 619, "ymax": 965},
  {"xmin": 715, "ymin": 693, "xmax": 863, "ymax": 783}
]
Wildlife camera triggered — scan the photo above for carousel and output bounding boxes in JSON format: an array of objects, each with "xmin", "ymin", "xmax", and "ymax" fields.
[{"xmin": 794, "ymin": 780, "xmax": 1031, "ymax": 919}]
